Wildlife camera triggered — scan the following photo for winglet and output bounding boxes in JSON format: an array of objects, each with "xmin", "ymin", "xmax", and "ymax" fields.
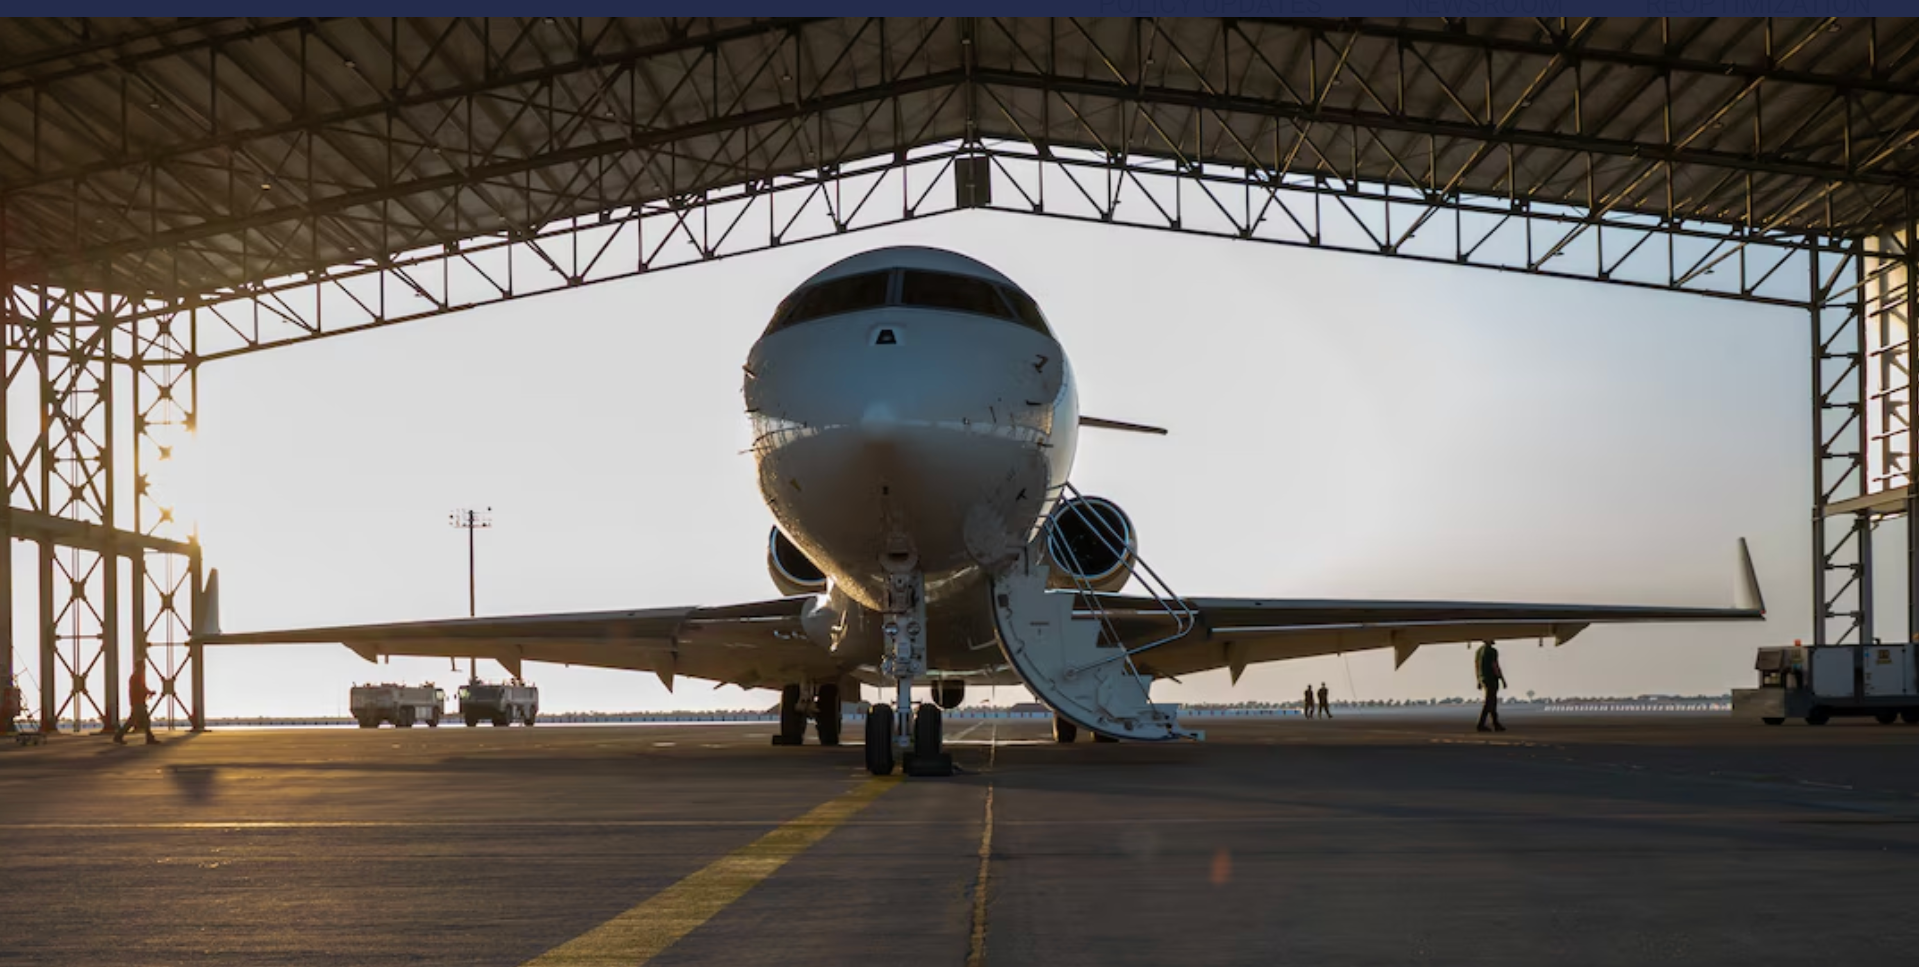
[
  {"xmin": 193, "ymin": 568, "xmax": 222, "ymax": 639},
  {"xmin": 1736, "ymin": 537, "xmax": 1766, "ymax": 615}
]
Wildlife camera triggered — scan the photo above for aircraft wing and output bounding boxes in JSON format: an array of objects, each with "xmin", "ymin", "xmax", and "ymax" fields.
[
  {"xmin": 1086, "ymin": 540, "xmax": 1767, "ymax": 682},
  {"xmin": 197, "ymin": 594, "xmax": 841, "ymax": 691}
]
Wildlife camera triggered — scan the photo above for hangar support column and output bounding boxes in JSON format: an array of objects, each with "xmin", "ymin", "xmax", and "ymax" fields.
[
  {"xmin": 1813, "ymin": 240, "xmax": 1872, "ymax": 646},
  {"xmin": 1825, "ymin": 223, "xmax": 1919, "ymax": 649},
  {"xmin": 0, "ymin": 274, "xmax": 202, "ymax": 736}
]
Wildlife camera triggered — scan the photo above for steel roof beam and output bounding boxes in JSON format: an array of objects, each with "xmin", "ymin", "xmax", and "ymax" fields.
[
  {"xmin": 27, "ymin": 69, "xmax": 963, "ymax": 275},
  {"xmin": 0, "ymin": 17, "xmax": 225, "ymax": 74},
  {"xmin": 0, "ymin": 17, "xmax": 328, "ymax": 97},
  {"xmin": 1254, "ymin": 17, "xmax": 1919, "ymax": 101},
  {"xmin": 970, "ymin": 69, "xmax": 1913, "ymax": 190},
  {"xmin": 1, "ymin": 17, "xmax": 818, "ymax": 194}
]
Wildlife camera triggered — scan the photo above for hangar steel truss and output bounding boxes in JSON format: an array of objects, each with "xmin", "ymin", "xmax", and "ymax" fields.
[{"xmin": 4, "ymin": 16, "xmax": 1919, "ymax": 731}]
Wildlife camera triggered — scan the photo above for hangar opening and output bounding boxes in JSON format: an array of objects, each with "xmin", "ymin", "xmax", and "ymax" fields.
[{"xmin": 0, "ymin": 16, "xmax": 1913, "ymax": 732}]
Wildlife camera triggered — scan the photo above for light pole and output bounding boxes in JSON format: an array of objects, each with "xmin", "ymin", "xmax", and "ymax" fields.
[{"xmin": 449, "ymin": 507, "xmax": 492, "ymax": 682}]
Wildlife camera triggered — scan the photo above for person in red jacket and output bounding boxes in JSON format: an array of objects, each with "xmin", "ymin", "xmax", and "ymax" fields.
[{"xmin": 113, "ymin": 664, "xmax": 158, "ymax": 745}]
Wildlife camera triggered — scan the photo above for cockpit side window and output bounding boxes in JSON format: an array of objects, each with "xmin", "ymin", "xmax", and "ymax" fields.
[
  {"xmin": 899, "ymin": 270, "xmax": 1016, "ymax": 322},
  {"xmin": 997, "ymin": 285, "xmax": 1052, "ymax": 336},
  {"xmin": 765, "ymin": 271, "xmax": 891, "ymax": 333}
]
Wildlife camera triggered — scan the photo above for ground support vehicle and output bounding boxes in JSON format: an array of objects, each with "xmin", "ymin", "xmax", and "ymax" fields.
[
  {"xmin": 5, "ymin": 684, "xmax": 42, "ymax": 744},
  {"xmin": 1733, "ymin": 644, "xmax": 1919, "ymax": 726},
  {"xmin": 458, "ymin": 680, "xmax": 538, "ymax": 727},
  {"xmin": 349, "ymin": 684, "xmax": 445, "ymax": 729}
]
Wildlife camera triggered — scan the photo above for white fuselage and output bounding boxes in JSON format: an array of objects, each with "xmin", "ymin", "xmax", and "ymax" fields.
[{"xmin": 742, "ymin": 248, "xmax": 1078, "ymax": 671}]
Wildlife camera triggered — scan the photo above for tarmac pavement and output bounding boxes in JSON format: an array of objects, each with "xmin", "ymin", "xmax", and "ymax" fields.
[{"xmin": 6, "ymin": 710, "xmax": 1919, "ymax": 966}]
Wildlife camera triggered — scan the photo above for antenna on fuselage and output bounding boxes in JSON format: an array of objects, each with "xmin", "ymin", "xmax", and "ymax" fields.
[{"xmin": 1079, "ymin": 416, "xmax": 1168, "ymax": 435}]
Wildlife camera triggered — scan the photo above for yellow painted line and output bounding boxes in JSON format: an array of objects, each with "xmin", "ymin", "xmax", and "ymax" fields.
[
  {"xmin": 965, "ymin": 784, "xmax": 996, "ymax": 967},
  {"xmin": 521, "ymin": 776, "xmax": 900, "ymax": 967}
]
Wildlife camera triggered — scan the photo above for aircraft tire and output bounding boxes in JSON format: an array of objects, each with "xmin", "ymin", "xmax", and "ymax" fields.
[
  {"xmin": 864, "ymin": 704, "xmax": 895, "ymax": 775},
  {"xmin": 1052, "ymin": 716, "xmax": 1077, "ymax": 744},
  {"xmin": 814, "ymin": 683, "xmax": 841, "ymax": 746},
  {"xmin": 778, "ymin": 684, "xmax": 807, "ymax": 745},
  {"xmin": 914, "ymin": 703, "xmax": 942, "ymax": 758}
]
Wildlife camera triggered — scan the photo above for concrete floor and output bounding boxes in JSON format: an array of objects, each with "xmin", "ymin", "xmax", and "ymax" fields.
[{"xmin": 6, "ymin": 711, "xmax": 1919, "ymax": 965}]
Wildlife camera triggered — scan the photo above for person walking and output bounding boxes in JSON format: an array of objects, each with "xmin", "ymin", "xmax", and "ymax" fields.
[
  {"xmin": 1302, "ymin": 684, "xmax": 1317, "ymax": 719},
  {"xmin": 1475, "ymin": 640, "xmax": 1506, "ymax": 733},
  {"xmin": 113, "ymin": 664, "xmax": 158, "ymax": 745},
  {"xmin": 1316, "ymin": 683, "xmax": 1331, "ymax": 719}
]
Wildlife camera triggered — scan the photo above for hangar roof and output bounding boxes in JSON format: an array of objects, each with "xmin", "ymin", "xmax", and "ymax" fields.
[{"xmin": 3, "ymin": 16, "xmax": 1916, "ymax": 297}]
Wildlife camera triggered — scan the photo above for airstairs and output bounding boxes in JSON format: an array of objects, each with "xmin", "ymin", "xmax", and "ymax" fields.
[{"xmin": 989, "ymin": 484, "xmax": 1202, "ymax": 741}]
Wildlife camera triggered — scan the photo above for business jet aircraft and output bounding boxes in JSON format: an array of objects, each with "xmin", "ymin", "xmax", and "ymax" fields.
[{"xmin": 200, "ymin": 245, "xmax": 1765, "ymax": 776}]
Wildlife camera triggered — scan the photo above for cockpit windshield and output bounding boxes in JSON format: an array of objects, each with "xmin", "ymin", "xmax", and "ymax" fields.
[
  {"xmin": 765, "ymin": 271, "xmax": 890, "ymax": 334},
  {"xmin": 898, "ymin": 270, "xmax": 1011, "ymax": 321},
  {"xmin": 763, "ymin": 268, "xmax": 1052, "ymax": 337}
]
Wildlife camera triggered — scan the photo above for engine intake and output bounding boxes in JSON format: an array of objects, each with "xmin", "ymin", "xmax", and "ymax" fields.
[
  {"xmin": 1044, "ymin": 495, "xmax": 1137, "ymax": 593},
  {"xmin": 767, "ymin": 527, "xmax": 828, "ymax": 596}
]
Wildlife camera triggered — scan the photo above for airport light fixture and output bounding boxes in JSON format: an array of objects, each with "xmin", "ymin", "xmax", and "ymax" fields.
[
  {"xmin": 449, "ymin": 507, "xmax": 492, "ymax": 683},
  {"xmin": 449, "ymin": 507, "xmax": 493, "ymax": 617}
]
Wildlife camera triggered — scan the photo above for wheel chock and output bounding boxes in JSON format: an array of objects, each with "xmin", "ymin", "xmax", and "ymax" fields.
[{"xmin": 902, "ymin": 752, "xmax": 954, "ymax": 777}]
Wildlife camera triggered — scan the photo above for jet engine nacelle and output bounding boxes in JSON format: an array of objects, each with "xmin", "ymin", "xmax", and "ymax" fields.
[
  {"xmin": 767, "ymin": 527, "xmax": 829, "ymax": 596},
  {"xmin": 1043, "ymin": 495, "xmax": 1138, "ymax": 593}
]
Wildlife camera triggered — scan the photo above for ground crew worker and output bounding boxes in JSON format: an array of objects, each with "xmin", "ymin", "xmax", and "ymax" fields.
[
  {"xmin": 1303, "ymin": 684, "xmax": 1316, "ymax": 718},
  {"xmin": 1475, "ymin": 640, "xmax": 1506, "ymax": 733},
  {"xmin": 113, "ymin": 664, "xmax": 158, "ymax": 745},
  {"xmin": 1317, "ymin": 683, "xmax": 1331, "ymax": 719}
]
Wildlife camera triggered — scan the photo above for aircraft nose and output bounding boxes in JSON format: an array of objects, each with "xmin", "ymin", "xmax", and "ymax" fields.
[{"xmin": 859, "ymin": 400, "xmax": 900, "ymax": 443}]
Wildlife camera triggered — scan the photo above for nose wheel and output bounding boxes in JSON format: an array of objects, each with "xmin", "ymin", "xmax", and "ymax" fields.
[
  {"xmin": 904, "ymin": 702, "xmax": 951, "ymax": 776},
  {"xmin": 864, "ymin": 703, "xmax": 895, "ymax": 775}
]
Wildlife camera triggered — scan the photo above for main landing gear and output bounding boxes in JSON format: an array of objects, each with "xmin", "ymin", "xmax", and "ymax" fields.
[
  {"xmin": 863, "ymin": 563, "xmax": 951, "ymax": 777},
  {"xmin": 772, "ymin": 682, "xmax": 844, "ymax": 746}
]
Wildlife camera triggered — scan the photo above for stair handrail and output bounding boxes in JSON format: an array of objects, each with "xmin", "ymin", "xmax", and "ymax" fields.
[{"xmin": 1048, "ymin": 482, "xmax": 1199, "ymax": 679}]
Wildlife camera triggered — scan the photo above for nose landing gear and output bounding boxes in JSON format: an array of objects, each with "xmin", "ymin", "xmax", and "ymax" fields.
[
  {"xmin": 864, "ymin": 563, "xmax": 952, "ymax": 777},
  {"xmin": 863, "ymin": 703, "xmax": 894, "ymax": 775}
]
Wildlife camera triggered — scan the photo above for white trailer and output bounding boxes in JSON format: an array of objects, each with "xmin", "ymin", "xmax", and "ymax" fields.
[
  {"xmin": 349, "ymin": 683, "xmax": 445, "ymax": 729},
  {"xmin": 1733, "ymin": 644, "xmax": 1919, "ymax": 726}
]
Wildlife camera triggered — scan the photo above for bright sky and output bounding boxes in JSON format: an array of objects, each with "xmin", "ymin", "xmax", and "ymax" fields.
[{"xmin": 17, "ymin": 212, "xmax": 1819, "ymax": 718}]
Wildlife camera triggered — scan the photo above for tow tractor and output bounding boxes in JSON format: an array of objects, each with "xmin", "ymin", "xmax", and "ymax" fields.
[{"xmin": 1733, "ymin": 643, "xmax": 1919, "ymax": 725}]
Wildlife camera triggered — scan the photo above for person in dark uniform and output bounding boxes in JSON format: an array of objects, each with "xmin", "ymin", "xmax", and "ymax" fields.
[
  {"xmin": 1303, "ymin": 684, "xmax": 1317, "ymax": 719},
  {"xmin": 1316, "ymin": 683, "xmax": 1331, "ymax": 719},
  {"xmin": 113, "ymin": 664, "xmax": 158, "ymax": 745},
  {"xmin": 1475, "ymin": 640, "xmax": 1506, "ymax": 733}
]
